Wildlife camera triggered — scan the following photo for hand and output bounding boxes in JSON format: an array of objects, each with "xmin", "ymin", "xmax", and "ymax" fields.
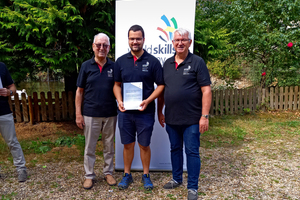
[
  {"xmin": 118, "ymin": 101, "xmax": 126, "ymax": 112},
  {"xmin": 0, "ymin": 88, "xmax": 9, "ymax": 97},
  {"xmin": 139, "ymin": 99, "xmax": 149, "ymax": 111},
  {"xmin": 76, "ymin": 114, "xmax": 85, "ymax": 129},
  {"xmin": 158, "ymin": 112, "xmax": 165, "ymax": 127},
  {"xmin": 199, "ymin": 117, "xmax": 209, "ymax": 133}
]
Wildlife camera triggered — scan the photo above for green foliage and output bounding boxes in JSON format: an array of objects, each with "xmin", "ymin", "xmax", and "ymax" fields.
[
  {"xmin": 194, "ymin": 0, "xmax": 233, "ymax": 62},
  {"xmin": 207, "ymin": 57, "xmax": 242, "ymax": 79},
  {"xmin": 224, "ymin": 0, "xmax": 300, "ymax": 87},
  {"xmin": 0, "ymin": 0, "xmax": 115, "ymax": 84},
  {"xmin": 18, "ymin": 134, "xmax": 85, "ymax": 154}
]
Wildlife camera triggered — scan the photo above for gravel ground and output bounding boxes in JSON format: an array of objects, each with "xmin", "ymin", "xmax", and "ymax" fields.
[{"xmin": 1, "ymin": 138, "xmax": 299, "ymax": 200}]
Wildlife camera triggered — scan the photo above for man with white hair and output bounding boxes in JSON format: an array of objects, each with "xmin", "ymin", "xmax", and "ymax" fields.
[
  {"xmin": 76, "ymin": 33, "xmax": 117, "ymax": 189},
  {"xmin": 158, "ymin": 28, "xmax": 212, "ymax": 200}
]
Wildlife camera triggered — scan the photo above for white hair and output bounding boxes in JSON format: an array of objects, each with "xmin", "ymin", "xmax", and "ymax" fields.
[
  {"xmin": 93, "ymin": 33, "xmax": 110, "ymax": 45},
  {"xmin": 174, "ymin": 28, "xmax": 192, "ymax": 40}
]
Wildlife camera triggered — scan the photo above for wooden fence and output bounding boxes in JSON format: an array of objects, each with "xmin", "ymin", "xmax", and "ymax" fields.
[
  {"xmin": 8, "ymin": 91, "xmax": 74, "ymax": 124},
  {"xmin": 8, "ymin": 86, "xmax": 300, "ymax": 123},
  {"xmin": 210, "ymin": 86, "xmax": 300, "ymax": 115}
]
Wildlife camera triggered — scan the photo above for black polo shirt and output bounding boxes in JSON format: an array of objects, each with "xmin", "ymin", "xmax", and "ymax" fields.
[
  {"xmin": 0, "ymin": 62, "xmax": 14, "ymax": 116},
  {"xmin": 114, "ymin": 50, "xmax": 164, "ymax": 114},
  {"xmin": 77, "ymin": 56, "xmax": 117, "ymax": 117},
  {"xmin": 163, "ymin": 52, "xmax": 211, "ymax": 125}
]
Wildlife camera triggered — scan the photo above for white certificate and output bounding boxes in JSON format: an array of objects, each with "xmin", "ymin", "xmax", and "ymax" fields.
[{"xmin": 123, "ymin": 82, "xmax": 143, "ymax": 110}]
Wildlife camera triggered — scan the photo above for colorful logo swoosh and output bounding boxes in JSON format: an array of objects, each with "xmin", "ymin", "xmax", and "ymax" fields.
[{"xmin": 157, "ymin": 15, "xmax": 178, "ymax": 42}]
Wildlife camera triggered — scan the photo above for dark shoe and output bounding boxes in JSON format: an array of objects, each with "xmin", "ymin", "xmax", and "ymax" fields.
[
  {"xmin": 83, "ymin": 179, "xmax": 94, "ymax": 190},
  {"xmin": 18, "ymin": 170, "xmax": 27, "ymax": 182},
  {"xmin": 118, "ymin": 173, "xmax": 133, "ymax": 190},
  {"xmin": 105, "ymin": 174, "xmax": 117, "ymax": 186},
  {"xmin": 188, "ymin": 189, "xmax": 198, "ymax": 200},
  {"xmin": 141, "ymin": 174, "xmax": 153, "ymax": 190},
  {"xmin": 163, "ymin": 179, "xmax": 182, "ymax": 189}
]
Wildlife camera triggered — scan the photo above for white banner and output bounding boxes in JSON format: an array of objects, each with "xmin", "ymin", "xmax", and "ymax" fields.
[{"xmin": 115, "ymin": 0, "xmax": 196, "ymax": 171}]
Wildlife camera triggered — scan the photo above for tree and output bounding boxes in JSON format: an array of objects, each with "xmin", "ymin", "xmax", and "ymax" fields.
[
  {"xmin": 195, "ymin": 0, "xmax": 241, "ymax": 81},
  {"xmin": 0, "ymin": 0, "xmax": 115, "ymax": 93},
  {"xmin": 224, "ymin": 0, "xmax": 300, "ymax": 86}
]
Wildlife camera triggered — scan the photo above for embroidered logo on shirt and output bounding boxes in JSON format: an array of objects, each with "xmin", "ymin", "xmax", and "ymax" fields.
[
  {"xmin": 142, "ymin": 62, "xmax": 149, "ymax": 72},
  {"xmin": 183, "ymin": 65, "xmax": 191, "ymax": 75},
  {"xmin": 107, "ymin": 69, "xmax": 113, "ymax": 77}
]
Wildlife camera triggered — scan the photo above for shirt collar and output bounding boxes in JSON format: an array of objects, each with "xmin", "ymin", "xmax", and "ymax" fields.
[
  {"xmin": 91, "ymin": 56, "xmax": 112, "ymax": 67},
  {"xmin": 170, "ymin": 51, "xmax": 193, "ymax": 65},
  {"xmin": 126, "ymin": 49, "xmax": 149, "ymax": 60}
]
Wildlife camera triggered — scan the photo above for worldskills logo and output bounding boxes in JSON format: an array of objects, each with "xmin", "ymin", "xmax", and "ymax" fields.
[{"xmin": 157, "ymin": 15, "xmax": 178, "ymax": 43}]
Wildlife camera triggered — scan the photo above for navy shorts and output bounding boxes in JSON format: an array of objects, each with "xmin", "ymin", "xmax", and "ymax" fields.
[{"xmin": 118, "ymin": 112, "xmax": 155, "ymax": 146}]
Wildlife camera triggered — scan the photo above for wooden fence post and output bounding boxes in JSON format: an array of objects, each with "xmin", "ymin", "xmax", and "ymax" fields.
[
  {"xmin": 239, "ymin": 89, "xmax": 243, "ymax": 114},
  {"xmin": 21, "ymin": 93, "xmax": 29, "ymax": 122},
  {"xmin": 234, "ymin": 89, "xmax": 238, "ymax": 114},
  {"xmin": 274, "ymin": 87, "xmax": 279, "ymax": 109},
  {"xmin": 225, "ymin": 89, "xmax": 229, "ymax": 115},
  {"xmin": 220, "ymin": 90, "xmax": 224, "ymax": 115},
  {"xmin": 279, "ymin": 87, "xmax": 284, "ymax": 110},
  {"xmin": 47, "ymin": 92, "xmax": 54, "ymax": 121},
  {"xmin": 289, "ymin": 86, "xmax": 293, "ymax": 110},
  {"xmin": 33, "ymin": 92, "xmax": 40, "ymax": 122},
  {"xmin": 14, "ymin": 94, "xmax": 22, "ymax": 122},
  {"xmin": 262, "ymin": 88, "xmax": 266, "ymax": 112},
  {"xmin": 230, "ymin": 89, "xmax": 234, "ymax": 114},
  {"xmin": 270, "ymin": 87, "xmax": 274, "ymax": 110},
  {"xmin": 215, "ymin": 90, "xmax": 219, "ymax": 116},
  {"xmin": 55, "ymin": 92, "xmax": 61, "ymax": 121},
  {"xmin": 62, "ymin": 91, "xmax": 67, "ymax": 119},
  {"xmin": 294, "ymin": 86, "xmax": 299, "ymax": 110},
  {"xmin": 40, "ymin": 92, "xmax": 47, "ymax": 121},
  {"xmin": 28, "ymin": 96, "xmax": 34, "ymax": 125},
  {"xmin": 284, "ymin": 87, "xmax": 289, "ymax": 109}
]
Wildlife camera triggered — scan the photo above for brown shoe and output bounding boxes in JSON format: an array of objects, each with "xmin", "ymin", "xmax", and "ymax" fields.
[
  {"xmin": 104, "ymin": 174, "xmax": 117, "ymax": 186},
  {"xmin": 83, "ymin": 179, "xmax": 94, "ymax": 190}
]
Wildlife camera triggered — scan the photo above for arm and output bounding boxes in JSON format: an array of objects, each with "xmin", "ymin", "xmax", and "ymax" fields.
[
  {"xmin": 0, "ymin": 83, "xmax": 16, "ymax": 97},
  {"xmin": 113, "ymin": 81, "xmax": 125, "ymax": 112},
  {"xmin": 75, "ymin": 87, "xmax": 85, "ymax": 129},
  {"xmin": 139, "ymin": 85, "xmax": 165, "ymax": 111},
  {"xmin": 157, "ymin": 92, "xmax": 165, "ymax": 127},
  {"xmin": 199, "ymin": 85, "xmax": 212, "ymax": 133}
]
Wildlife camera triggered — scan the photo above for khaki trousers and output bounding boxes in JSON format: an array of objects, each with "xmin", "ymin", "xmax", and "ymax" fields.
[{"xmin": 83, "ymin": 116, "xmax": 117, "ymax": 179}]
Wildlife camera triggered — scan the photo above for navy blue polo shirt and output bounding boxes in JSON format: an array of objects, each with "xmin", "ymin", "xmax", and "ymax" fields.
[
  {"xmin": 114, "ymin": 50, "xmax": 164, "ymax": 114},
  {"xmin": 163, "ymin": 52, "xmax": 211, "ymax": 125},
  {"xmin": 77, "ymin": 56, "xmax": 117, "ymax": 117},
  {"xmin": 0, "ymin": 62, "xmax": 14, "ymax": 116}
]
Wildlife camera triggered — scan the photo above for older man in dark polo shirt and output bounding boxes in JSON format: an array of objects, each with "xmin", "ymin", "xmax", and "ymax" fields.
[
  {"xmin": 113, "ymin": 25, "xmax": 164, "ymax": 190},
  {"xmin": 158, "ymin": 28, "xmax": 212, "ymax": 200},
  {"xmin": 76, "ymin": 33, "xmax": 117, "ymax": 189}
]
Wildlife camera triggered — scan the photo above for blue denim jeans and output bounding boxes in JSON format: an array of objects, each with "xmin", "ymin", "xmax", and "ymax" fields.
[{"xmin": 166, "ymin": 124, "xmax": 201, "ymax": 190}]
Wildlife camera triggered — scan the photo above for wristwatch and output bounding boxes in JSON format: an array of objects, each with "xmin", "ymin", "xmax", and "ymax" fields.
[
  {"xmin": 201, "ymin": 114, "xmax": 209, "ymax": 119},
  {"xmin": 10, "ymin": 90, "xmax": 13, "ymax": 96}
]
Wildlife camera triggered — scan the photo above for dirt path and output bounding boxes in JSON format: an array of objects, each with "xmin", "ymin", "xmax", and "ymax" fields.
[{"xmin": 0, "ymin": 121, "xmax": 300, "ymax": 199}]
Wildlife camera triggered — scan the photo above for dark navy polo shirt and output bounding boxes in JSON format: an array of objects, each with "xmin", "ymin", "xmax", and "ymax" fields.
[
  {"xmin": 0, "ymin": 62, "xmax": 14, "ymax": 116},
  {"xmin": 114, "ymin": 50, "xmax": 164, "ymax": 114},
  {"xmin": 163, "ymin": 52, "xmax": 211, "ymax": 125},
  {"xmin": 77, "ymin": 56, "xmax": 117, "ymax": 117}
]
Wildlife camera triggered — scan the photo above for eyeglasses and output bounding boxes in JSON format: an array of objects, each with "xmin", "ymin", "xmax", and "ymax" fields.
[
  {"xmin": 94, "ymin": 43, "xmax": 109, "ymax": 49},
  {"xmin": 129, "ymin": 38, "xmax": 143, "ymax": 42},
  {"xmin": 173, "ymin": 39, "xmax": 190, "ymax": 43}
]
